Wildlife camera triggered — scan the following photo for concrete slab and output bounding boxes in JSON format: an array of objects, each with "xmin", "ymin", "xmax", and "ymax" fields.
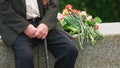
[{"xmin": 98, "ymin": 22, "xmax": 120, "ymax": 35}]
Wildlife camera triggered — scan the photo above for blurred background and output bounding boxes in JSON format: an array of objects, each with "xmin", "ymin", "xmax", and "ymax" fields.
[{"xmin": 59, "ymin": 0, "xmax": 120, "ymax": 22}]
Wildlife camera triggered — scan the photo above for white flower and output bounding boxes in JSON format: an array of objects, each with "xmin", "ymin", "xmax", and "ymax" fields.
[
  {"xmin": 86, "ymin": 15, "xmax": 93, "ymax": 21},
  {"xmin": 80, "ymin": 11, "xmax": 87, "ymax": 16},
  {"xmin": 57, "ymin": 13, "xmax": 64, "ymax": 21}
]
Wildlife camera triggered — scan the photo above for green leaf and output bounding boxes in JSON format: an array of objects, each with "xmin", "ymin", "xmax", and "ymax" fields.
[
  {"xmin": 60, "ymin": 20, "xmax": 67, "ymax": 26},
  {"xmin": 87, "ymin": 20, "xmax": 95, "ymax": 26},
  {"xmin": 94, "ymin": 17, "xmax": 102, "ymax": 23}
]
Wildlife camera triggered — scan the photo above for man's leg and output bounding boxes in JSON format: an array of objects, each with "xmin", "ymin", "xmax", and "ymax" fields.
[
  {"xmin": 12, "ymin": 33, "xmax": 40, "ymax": 68},
  {"xmin": 47, "ymin": 29, "xmax": 78, "ymax": 68}
]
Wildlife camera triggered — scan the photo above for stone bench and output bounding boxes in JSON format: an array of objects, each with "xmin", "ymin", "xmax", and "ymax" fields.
[{"xmin": 0, "ymin": 22, "xmax": 120, "ymax": 68}]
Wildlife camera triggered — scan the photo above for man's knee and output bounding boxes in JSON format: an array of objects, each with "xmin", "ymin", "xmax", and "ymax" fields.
[
  {"xmin": 63, "ymin": 42, "xmax": 78, "ymax": 58},
  {"xmin": 14, "ymin": 48, "xmax": 34, "ymax": 61}
]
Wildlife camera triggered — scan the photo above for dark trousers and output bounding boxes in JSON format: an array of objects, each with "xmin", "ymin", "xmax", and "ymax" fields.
[{"xmin": 12, "ymin": 19, "xmax": 78, "ymax": 68}]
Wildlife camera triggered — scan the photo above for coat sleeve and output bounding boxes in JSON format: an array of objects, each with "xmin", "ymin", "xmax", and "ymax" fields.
[
  {"xmin": 0, "ymin": 0, "xmax": 29, "ymax": 34},
  {"xmin": 40, "ymin": 0, "xmax": 60, "ymax": 30}
]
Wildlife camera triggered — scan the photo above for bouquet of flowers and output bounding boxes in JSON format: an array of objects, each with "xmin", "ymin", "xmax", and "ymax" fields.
[{"xmin": 57, "ymin": 4, "xmax": 103, "ymax": 50}]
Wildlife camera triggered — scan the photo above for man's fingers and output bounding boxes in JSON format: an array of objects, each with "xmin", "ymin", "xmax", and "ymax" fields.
[
  {"xmin": 41, "ymin": 35, "xmax": 47, "ymax": 39},
  {"xmin": 35, "ymin": 29, "xmax": 48, "ymax": 39},
  {"xmin": 35, "ymin": 30, "xmax": 47, "ymax": 39},
  {"xmin": 24, "ymin": 24, "xmax": 37, "ymax": 38},
  {"xmin": 34, "ymin": 23, "xmax": 48, "ymax": 39}
]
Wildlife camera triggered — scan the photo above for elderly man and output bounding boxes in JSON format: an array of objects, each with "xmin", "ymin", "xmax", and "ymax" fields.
[{"xmin": 0, "ymin": 0, "xmax": 78, "ymax": 68}]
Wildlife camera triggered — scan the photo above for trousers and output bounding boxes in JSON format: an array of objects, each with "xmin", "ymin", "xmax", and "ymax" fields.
[{"xmin": 12, "ymin": 19, "xmax": 78, "ymax": 68}]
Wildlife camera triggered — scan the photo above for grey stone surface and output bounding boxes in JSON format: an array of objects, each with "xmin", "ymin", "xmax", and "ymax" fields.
[
  {"xmin": 75, "ymin": 35, "xmax": 120, "ymax": 68},
  {"xmin": 0, "ymin": 41, "xmax": 15, "ymax": 68}
]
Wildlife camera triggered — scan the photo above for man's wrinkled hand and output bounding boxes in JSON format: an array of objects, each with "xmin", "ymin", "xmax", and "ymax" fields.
[
  {"xmin": 35, "ymin": 23, "xmax": 48, "ymax": 39},
  {"xmin": 24, "ymin": 24, "xmax": 37, "ymax": 38}
]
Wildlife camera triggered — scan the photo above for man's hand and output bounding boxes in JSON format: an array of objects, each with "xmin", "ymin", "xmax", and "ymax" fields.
[
  {"xmin": 24, "ymin": 24, "xmax": 37, "ymax": 38},
  {"xmin": 35, "ymin": 23, "xmax": 48, "ymax": 39}
]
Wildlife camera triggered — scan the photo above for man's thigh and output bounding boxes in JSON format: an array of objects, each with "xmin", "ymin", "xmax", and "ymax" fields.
[{"xmin": 46, "ymin": 29, "xmax": 76, "ymax": 57}]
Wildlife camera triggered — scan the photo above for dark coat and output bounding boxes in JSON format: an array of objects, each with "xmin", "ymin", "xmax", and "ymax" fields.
[{"xmin": 0, "ymin": 0, "xmax": 62, "ymax": 46}]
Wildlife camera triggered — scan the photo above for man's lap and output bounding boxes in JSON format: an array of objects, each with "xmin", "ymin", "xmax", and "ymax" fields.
[{"xmin": 12, "ymin": 29, "xmax": 76, "ymax": 54}]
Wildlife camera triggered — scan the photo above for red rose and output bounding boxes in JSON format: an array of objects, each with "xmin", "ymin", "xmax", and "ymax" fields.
[
  {"xmin": 65, "ymin": 4, "xmax": 72, "ymax": 11},
  {"xmin": 94, "ymin": 25, "xmax": 99, "ymax": 29}
]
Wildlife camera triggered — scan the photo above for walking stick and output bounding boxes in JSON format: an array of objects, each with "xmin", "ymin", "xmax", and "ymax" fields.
[{"xmin": 44, "ymin": 38, "xmax": 50, "ymax": 68}]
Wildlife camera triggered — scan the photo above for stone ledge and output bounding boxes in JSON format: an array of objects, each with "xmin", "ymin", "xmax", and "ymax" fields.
[
  {"xmin": 98, "ymin": 22, "xmax": 120, "ymax": 35},
  {"xmin": 0, "ymin": 22, "xmax": 120, "ymax": 68},
  {"xmin": 76, "ymin": 35, "xmax": 120, "ymax": 68}
]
